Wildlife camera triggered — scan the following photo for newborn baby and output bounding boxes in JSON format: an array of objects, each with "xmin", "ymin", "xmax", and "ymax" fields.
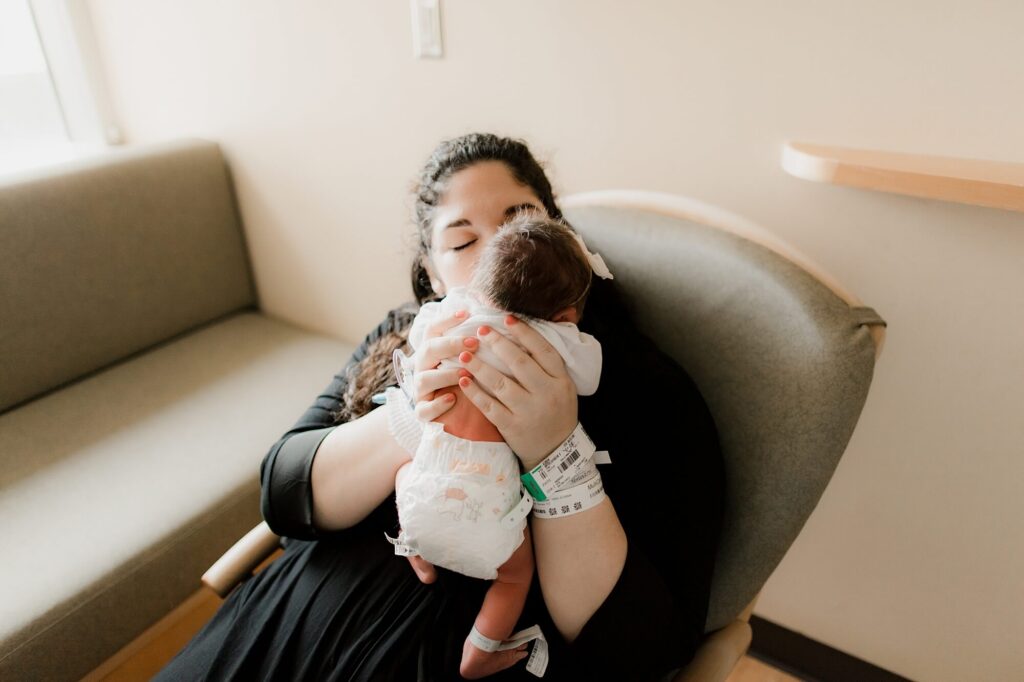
[{"xmin": 384, "ymin": 213, "xmax": 613, "ymax": 678}]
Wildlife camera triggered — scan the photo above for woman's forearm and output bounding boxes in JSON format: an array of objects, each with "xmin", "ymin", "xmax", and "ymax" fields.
[
  {"xmin": 310, "ymin": 407, "xmax": 411, "ymax": 530},
  {"xmin": 531, "ymin": 496, "xmax": 627, "ymax": 642}
]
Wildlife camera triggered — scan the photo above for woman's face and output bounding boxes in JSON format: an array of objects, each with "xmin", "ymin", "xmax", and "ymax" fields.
[{"xmin": 426, "ymin": 161, "xmax": 548, "ymax": 296}]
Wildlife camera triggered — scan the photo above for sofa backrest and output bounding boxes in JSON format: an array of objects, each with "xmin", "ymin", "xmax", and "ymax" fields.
[{"xmin": 0, "ymin": 139, "xmax": 256, "ymax": 414}]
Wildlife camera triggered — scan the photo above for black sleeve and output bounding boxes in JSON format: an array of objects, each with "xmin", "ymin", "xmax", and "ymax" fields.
[
  {"xmin": 259, "ymin": 305, "xmax": 417, "ymax": 539},
  {"xmin": 567, "ymin": 328, "xmax": 726, "ymax": 680}
]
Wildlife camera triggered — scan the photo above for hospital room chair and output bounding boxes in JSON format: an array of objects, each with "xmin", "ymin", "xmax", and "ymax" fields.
[{"xmin": 203, "ymin": 189, "xmax": 888, "ymax": 682}]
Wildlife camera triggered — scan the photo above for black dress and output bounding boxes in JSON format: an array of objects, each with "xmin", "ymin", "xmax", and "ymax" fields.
[{"xmin": 157, "ymin": 281, "xmax": 725, "ymax": 682}]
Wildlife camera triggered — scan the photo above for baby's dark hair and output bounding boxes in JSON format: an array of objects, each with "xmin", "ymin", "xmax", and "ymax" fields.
[{"xmin": 470, "ymin": 213, "xmax": 593, "ymax": 321}]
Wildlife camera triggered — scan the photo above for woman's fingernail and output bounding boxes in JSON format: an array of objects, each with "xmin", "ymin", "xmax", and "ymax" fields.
[
  {"xmin": 458, "ymin": 369, "xmax": 471, "ymax": 378},
  {"xmin": 477, "ymin": 325, "xmax": 491, "ymax": 336},
  {"xmin": 504, "ymin": 315, "xmax": 518, "ymax": 326},
  {"xmin": 459, "ymin": 377, "xmax": 472, "ymax": 389},
  {"xmin": 444, "ymin": 393, "xmax": 455, "ymax": 402},
  {"xmin": 459, "ymin": 351, "xmax": 473, "ymax": 363},
  {"xmin": 463, "ymin": 337, "xmax": 479, "ymax": 348},
  {"xmin": 455, "ymin": 309, "xmax": 468, "ymax": 319}
]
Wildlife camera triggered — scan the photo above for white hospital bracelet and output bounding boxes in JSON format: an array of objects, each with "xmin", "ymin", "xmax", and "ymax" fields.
[
  {"xmin": 531, "ymin": 472, "xmax": 606, "ymax": 519},
  {"xmin": 520, "ymin": 423, "xmax": 598, "ymax": 501},
  {"xmin": 468, "ymin": 625, "xmax": 503, "ymax": 653},
  {"xmin": 468, "ymin": 625, "xmax": 550, "ymax": 677}
]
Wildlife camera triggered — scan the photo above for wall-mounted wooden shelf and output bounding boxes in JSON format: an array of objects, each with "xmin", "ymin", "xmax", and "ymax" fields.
[{"xmin": 781, "ymin": 141, "xmax": 1024, "ymax": 213}]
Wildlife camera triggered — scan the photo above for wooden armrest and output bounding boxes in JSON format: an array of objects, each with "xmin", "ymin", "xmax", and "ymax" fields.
[{"xmin": 201, "ymin": 521, "xmax": 282, "ymax": 597}]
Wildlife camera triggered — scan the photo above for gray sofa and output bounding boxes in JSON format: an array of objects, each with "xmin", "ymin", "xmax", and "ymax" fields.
[{"xmin": 0, "ymin": 140, "xmax": 353, "ymax": 680}]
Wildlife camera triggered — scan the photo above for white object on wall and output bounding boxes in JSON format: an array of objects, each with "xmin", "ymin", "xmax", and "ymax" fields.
[{"xmin": 410, "ymin": 0, "xmax": 443, "ymax": 59}]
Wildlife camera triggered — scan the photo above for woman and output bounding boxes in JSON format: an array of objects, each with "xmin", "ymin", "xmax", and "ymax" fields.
[{"xmin": 158, "ymin": 133, "xmax": 725, "ymax": 681}]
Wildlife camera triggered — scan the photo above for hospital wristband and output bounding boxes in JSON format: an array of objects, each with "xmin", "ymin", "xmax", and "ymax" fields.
[
  {"xmin": 467, "ymin": 624, "xmax": 550, "ymax": 677},
  {"xmin": 519, "ymin": 423, "xmax": 597, "ymax": 501},
  {"xmin": 530, "ymin": 472, "xmax": 606, "ymax": 519},
  {"xmin": 468, "ymin": 625, "xmax": 503, "ymax": 653}
]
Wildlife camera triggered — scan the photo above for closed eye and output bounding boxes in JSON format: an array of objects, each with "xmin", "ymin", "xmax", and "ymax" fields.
[{"xmin": 453, "ymin": 240, "xmax": 477, "ymax": 251}]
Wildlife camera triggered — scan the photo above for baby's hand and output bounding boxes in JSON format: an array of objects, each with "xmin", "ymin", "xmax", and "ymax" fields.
[{"xmin": 459, "ymin": 636, "xmax": 528, "ymax": 680}]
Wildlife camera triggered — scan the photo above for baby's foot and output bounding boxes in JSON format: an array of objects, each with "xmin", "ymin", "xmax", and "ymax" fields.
[
  {"xmin": 459, "ymin": 636, "xmax": 528, "ymax": 679},
  {"xmin": 407, "ymin": 555, "xmax": 437, "ymax": 584}
]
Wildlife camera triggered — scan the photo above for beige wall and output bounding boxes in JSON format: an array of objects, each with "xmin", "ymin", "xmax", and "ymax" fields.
[{"xmin": 84, "ymin": 2, "xmax": 1024, "ymax": 680}]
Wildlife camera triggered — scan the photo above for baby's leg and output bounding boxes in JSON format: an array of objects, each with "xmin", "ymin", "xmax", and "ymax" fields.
[
  {"xmin": 395, "ymin": 461, "xmax": 437, "ymax": 584},
  {"xmin": 475, "ymin": 529, "xmax": 534, "ymax": 638},
  {"xmin": 460, "ymin": 528, "xmax": 535, "ymax": 679}
]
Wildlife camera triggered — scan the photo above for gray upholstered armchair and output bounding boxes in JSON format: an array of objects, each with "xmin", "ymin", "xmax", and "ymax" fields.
[{"xmin": 203, "ymin": 190, "xmax": 887, "ymax": 682}]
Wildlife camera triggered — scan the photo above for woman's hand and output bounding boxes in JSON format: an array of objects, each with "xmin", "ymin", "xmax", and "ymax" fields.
[
  {"xmin": 456, "ymin": 315, "xmax": 578, "ymax": 469},
  {"xmin": 409, "ymin": 310, "xmax": 478, "ymax": 422}
]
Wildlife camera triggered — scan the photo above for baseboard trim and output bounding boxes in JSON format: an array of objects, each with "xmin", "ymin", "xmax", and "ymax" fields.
[{"xmin": 748, "ymin": 616, "xmax": 913, "ymax": 682}]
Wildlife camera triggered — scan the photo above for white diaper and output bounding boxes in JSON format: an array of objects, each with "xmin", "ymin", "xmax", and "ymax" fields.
[{"xmin": 392, "ymin": 422, "xmax": 528, "ymax": 580}]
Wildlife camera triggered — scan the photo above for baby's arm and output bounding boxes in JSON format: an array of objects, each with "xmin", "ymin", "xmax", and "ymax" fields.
[{"xmin": 460, "ymin": 528, "xmax": 534, "ymax": 680}]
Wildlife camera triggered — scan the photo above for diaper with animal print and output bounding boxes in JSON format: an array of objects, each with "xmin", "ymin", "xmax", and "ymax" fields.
[{"xmin": 393, "ymin": 421, "xmax": 526, "ymax": 580}]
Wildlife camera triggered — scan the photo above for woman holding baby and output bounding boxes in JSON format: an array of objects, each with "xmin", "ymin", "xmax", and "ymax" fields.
[{"xmin": 157, "ymin": 132, "xmax": 725, "ymax": 681}]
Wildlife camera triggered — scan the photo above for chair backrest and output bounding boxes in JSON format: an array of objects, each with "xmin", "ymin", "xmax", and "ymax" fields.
[
  {"xmin": 0, "ymin": 139, "xmax": 256, "ymax": 413},
  {"xmin": 562, "ymin": 191, "xmax": 886, "ymax": 632}
]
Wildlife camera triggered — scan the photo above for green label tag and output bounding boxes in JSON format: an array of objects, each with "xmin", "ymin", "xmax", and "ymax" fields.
[{"xmin": 520, "ymin": 472, "xmax": 547, "ymax": 502}]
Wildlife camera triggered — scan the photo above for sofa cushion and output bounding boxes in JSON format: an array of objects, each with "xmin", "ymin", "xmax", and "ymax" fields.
[
  {"xmin": 0, "ymin": 139, "xmax": 256, "ymax": 413},
  {"xmin": 0, "ymin": 311, "xmax": 353, "ymax": 680}
]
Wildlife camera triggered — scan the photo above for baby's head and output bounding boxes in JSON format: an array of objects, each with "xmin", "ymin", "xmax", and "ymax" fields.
[{"xmin": 469, "ymin": 213, "xmax": 593, "ymax": 324}]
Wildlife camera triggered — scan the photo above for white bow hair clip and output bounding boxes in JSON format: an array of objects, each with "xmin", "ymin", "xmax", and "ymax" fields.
[{"xmin": 570, "ymin": 231, "xmax": 614, "ymax": 280}]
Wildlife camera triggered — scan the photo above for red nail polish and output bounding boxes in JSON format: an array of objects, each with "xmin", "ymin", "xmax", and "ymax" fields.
[
  {"xmin": 478, "ymin": 325, "xmax": 491, "ymax": 336},
  {"xmin": 455, "ymin": 309, "xmax": 468, "ymax": 319},
  {"xmin": 444, "ymin": 393, "xmax": 455, "ymax": 402},
  {"xmin": 458, "ymin": 369, "xmax": 471, "ymax": 378},
  {"xmin": 459, "ymin": 377, "xmax": 471, "ymax": 388},
  {"xmin": 463, "ymin": 337, "xmax": 478, "ymax": 348},
  {"xmin": 459, "ymin": 351, "xmax": 473, "ymax": 363},
  {"xmin": 504, "ymin": 315, "xmax": 518, "ymax": 326}
]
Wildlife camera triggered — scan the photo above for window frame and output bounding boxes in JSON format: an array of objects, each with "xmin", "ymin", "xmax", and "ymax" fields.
[{"xmin": 1, "ymin": 0, "xmax": 120, "ymax": 176}]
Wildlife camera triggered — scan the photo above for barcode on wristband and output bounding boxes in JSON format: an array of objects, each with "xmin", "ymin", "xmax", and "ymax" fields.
[{"xmin": 557, "ymin": 449, "xmax": 581, "ymax": 473}]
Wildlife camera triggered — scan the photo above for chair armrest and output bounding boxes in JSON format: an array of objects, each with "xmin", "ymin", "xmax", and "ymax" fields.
[
  {"xmin": 671, "ymin": 619, "xmax": 753, "ymax": 682},
  {"xmin": 201, "ymin": 522, "xmax": 282, "ymax": 597}
]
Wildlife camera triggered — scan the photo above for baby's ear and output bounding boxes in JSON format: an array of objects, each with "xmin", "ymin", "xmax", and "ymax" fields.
[{"xmin": 552, "ymin": 306, "xmax": 579, "ymax": 324}]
